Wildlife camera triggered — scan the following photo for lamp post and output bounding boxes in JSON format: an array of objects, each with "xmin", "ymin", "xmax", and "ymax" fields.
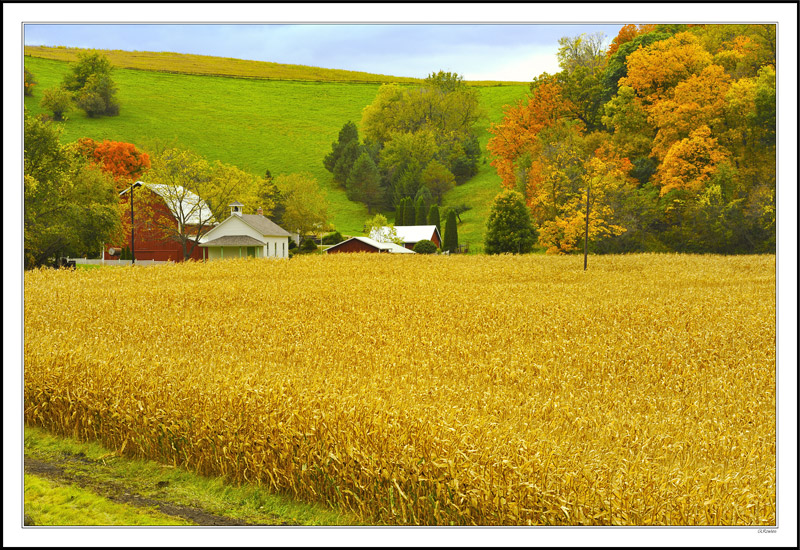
[{"xmin": 121, "ymin": 181, "xmax": 144, "ymax": 265}]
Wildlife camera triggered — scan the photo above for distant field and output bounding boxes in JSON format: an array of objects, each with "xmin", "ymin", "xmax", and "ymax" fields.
[
  {"xmin": 24, "ymin": 254, "xmax": 777, "ymax": 525},
  {"xmin": 24, "ymin": 53, "xmax": 529, "ymax": 240},
  {"xmin": 24, "ymin": 45, "xmax": 525, "ymax": 87}
]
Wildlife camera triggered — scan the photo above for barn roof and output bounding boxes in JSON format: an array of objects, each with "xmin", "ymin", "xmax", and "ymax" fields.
[
  {"xmin": 370, "ymin": 225, "xmax": 440, "ymax": 244},
  {"xmin": 124, "ymin": 182, "xmax": 216, "ymax": 226},
  {"xmin": 199, "ymin": 235, "xmax": 266, "ymax": 247},
  {"xmin": 325, "ymin": 236, "xmax": 415, "ymax": 254}
]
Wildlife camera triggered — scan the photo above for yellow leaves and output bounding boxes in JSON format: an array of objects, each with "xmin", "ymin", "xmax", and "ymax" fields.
[
  {"xmin": 621, "ymin": 32, "xmax": 714, "ymax": 104},
  {"xmin": 23, "ymin": 254, "xmax": 776, "ymax": 525},
  {"xmin": 655, "ymin": 125, "xmax": 729, "ymax": 196}
]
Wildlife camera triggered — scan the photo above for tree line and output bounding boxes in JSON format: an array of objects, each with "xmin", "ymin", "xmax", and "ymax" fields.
[
  {"xmin": 487, "ymin": 24, "xmax": 776, "ymax": 255},
  {"xmin": 324, "ymin": 71, "xmax": 485, "ymax": 214}
]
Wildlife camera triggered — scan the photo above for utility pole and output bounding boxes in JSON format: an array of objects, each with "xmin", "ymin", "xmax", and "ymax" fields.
[
  {"xmin": 130, "ymin": 182, "xmax": 135, "ymax": 265},
  {"xmin": 584, "ymin": 182, "xmax": 590, "ymax": 271}
]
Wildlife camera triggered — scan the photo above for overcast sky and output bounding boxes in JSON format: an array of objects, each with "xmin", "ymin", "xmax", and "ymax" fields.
[{"xmin": 23, "ymin": 23, "xmax": 625, "ymax": 81}]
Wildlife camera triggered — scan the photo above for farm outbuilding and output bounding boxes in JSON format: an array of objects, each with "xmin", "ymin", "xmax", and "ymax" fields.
[
  {"xmin": 105, "ymin": 182, "xmax": 215, "ymax": 262},
  {"xmin": 199, "ymin": 204, "xmax": 291, "ymax": 259},
  {"xmin": 324, "ymin": 236, "xmax": 415, "ymax": 254},
  {"xmin": 370, "ymin": 225, "xmax": 442, "ymax": 250}
]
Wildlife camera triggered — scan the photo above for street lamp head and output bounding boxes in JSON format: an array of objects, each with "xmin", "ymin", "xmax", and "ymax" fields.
[{"xmin": 119, "ymin": 181, "xmax": 145, "ymax": 196}]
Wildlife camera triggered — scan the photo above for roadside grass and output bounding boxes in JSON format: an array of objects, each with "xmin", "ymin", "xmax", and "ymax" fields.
[
  {"xmin": 24, "ymin": 425, "xmax": 358, "ymax": 526},
  {"xmin": 23, "ymin": 55, "xmax": 528, "ymax": 240},
  {"xmin": 24, "ymin": 474, "xmax": 192, "ymax": 526}
]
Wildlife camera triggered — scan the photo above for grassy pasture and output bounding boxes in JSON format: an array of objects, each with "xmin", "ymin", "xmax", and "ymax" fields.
[
  {"xmin": 23, "ymin": 54, "xmax": 529, "ymax": 241},
  {"xmin": 24, "ymin": 45, "xmax": 525, "ymax": 86},
  {"xmin": 24, "ymin": 254, "xmax": 776, "ymax": 525}
]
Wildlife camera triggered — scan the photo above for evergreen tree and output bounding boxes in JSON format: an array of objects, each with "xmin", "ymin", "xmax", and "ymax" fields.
[
  {"xmin": 404, "ymin": 197, "xmax": 416, "ymax": 226},
  {"xmin": 324, "ymin": 121, "xmax": 361, "ymax": 186},
  {"xmin": 347, "ymin": 152, "xmax": 383, "ymax": 213},
  {"xmin": 443, "ymin": 209, "xmax": 458, "ymax": 252},
  {"xmin": 484, "ymin": 189, "xmax": 537, "ymax": 254},
  {"xmin": 395, "ymin": 198, "xmax": 405, "ymax": 225},
  {"xmin": 428, "ymin": 204, "xmax": 441, "ymax": 234},
  {"xmin": 415, "ymin": 195, "xmax": 428, "ymax": 225}
]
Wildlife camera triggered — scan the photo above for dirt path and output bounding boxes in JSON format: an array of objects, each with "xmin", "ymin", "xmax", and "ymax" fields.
[{"xmin": 24, "ymin": 452, "xmax": 289, "ymax": 526}]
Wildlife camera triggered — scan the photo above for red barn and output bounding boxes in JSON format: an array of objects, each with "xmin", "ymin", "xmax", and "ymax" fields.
[
  {"xmin": 105, "ymin": 182, "xmax": 216, "ymax": 262},
  {"xmin": 325, "ymin": 236, "xmax": 415, "ymax": 254}
]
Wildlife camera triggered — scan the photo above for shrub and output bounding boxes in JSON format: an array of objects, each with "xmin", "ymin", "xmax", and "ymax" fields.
[
  {"xmin": 40, "ymin": 87, "xmax": 73, "ymax": 121},
  {"xmin": 24, "ymin": 68, "xmax": 37, "ymax": 97},
  {"xmin": 321, "ymin": 231, "xmax": 344, "ymax": 245},
  {"xmin": 413, "ymin": 239, "xmax": 437, "ymax": 254},
  {"xmin": 299, "ymin": 239, "xmax": 318, "ymax": 253}
]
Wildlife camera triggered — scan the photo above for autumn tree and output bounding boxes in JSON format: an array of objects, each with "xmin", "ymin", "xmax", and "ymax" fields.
[
  {"xmin": 72, "ymin": 138, "xmax": 151, "ymax": 191},
  {"xmin": 488, "ymin": 24, "xmax": 777, "ymax": 255},
  {"xmin": 274, "ymin": 172, "xmax": 330, "ymax": 243},
  {"xmin": 143, "ymin": 148, "xmax": 262, "ymax": 259},
  {"xmin": 484, "ymin": 190, "xmax": 537, "ymax": 254},
  {"xmin": 654, "ymin": 125, "xmax": 728, "ymax": 196},
  {"xmin": 606, "ymin": 24, "xmax": 656, "ymax": 59},
  {"xmin": 620, "ymin": 32, "xmax": 713, "ymax": 105},
  {"xmin": 24, "ymin": 113, "xmax": 120, "ymax": 267},
  {"xmin": 554, "ymin": 32, "xmax": 609, "ymax": 131},
  {"xmin": 600, "ymin": 29, "xmax": 672, "ymax": 104},
  {"xmin": 487, "ymin": 79, "xmax": 564, "ymax": 194}
]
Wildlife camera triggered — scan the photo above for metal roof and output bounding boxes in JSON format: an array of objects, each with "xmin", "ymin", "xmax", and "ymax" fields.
[
  {"xmin": 325, "ymin": 236, "xmax": 415, "ymax": 254},
  {"xmin": 128, "ymin": 182, "xmax": 216, "ymax": 226},
  {"xmin": 199, "ymin": 235, "xmax": 266, "ymax": 247},
  {"xmin": 370, "ymin": 225, "xmax": 440, "ymax": 244}
]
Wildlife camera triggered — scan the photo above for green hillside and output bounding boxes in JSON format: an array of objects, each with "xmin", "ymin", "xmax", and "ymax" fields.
[{"xmin": 24, "ymin": 54, "xmax": 529, "ymax": 246}]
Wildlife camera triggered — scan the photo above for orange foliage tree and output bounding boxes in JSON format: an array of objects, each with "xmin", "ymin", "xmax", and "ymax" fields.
[
  {"xmin": 73, "ymin": 138, "xmax": 151, "ymax": 191},
  {"xmin": 487, "ymin": 80, "xmax": 564, "ymax": 196},
  {"xmin": 606, "ymin": 24, "xmax": 657, "ymax": 58},
  {"xmin": 71, "ymin": 138, "xmax": 157, "ymax": 250}
]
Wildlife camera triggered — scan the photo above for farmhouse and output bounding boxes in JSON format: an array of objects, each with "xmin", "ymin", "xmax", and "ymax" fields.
[
  {"xmin": 199, "ymin": 203, "xmax": 292, "ymax": 259},
  {"xmin": 370, "ymin": 225, "xmax": 442, "ymax": 251},
  {"xmin": 105, "ymin": 181, "xmax": 215, "ymax": 262},
  {"xmin": 325, "ymin": 236, "xmax": 415, "ymax": 254}
]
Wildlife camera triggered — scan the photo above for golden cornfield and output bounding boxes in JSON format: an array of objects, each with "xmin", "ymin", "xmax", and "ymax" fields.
[{"xmin": 23, "ymin": 254, "xmax": 776, "ymax": 525}]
